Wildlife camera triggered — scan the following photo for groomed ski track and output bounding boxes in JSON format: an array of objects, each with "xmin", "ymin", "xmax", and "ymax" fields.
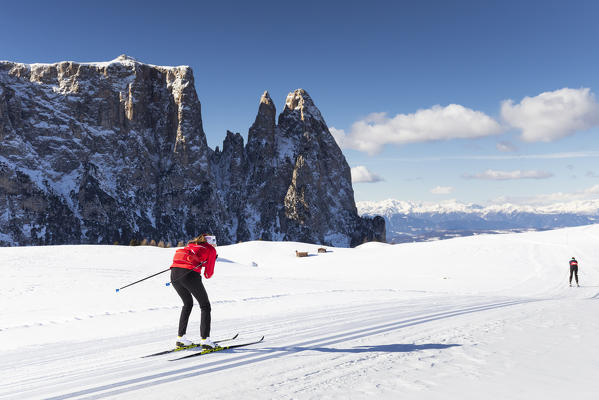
[
  {"xmin": 2, "ymin": 294, "xmax": 540, "ymax": 400},
  {"xmin": 2, "ymin": 225, "xmax": 599, "ymax": 399}
]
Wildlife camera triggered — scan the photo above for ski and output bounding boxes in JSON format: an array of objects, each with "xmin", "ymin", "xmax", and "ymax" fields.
[
  {"xmin": 142, "ymin": 333, "xmax": 239, "ymax": 358},
  {"xmin": 169, "ymin": 336, "xmax": 264, "ymax": 361}
]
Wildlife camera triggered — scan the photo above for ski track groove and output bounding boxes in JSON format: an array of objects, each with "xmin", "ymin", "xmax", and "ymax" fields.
[
  {"xmin": 2, "ymin": 300, "xmax": 431, "ymax": 395},
  {"xmin": 10, "ymin": 297, "xmax": 537, "ymax": 400},
  {"xmin": 1, "ymin": 294, "xmax": 414, "ymax": 368}
]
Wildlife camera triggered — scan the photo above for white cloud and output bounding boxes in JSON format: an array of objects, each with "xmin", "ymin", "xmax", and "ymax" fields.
[
  {"xmin": 351, "ymin": 165, "xmax": 383, "ymax": 183},
  {"xmin": 491, "ymin": 184, "xmax": 599, "ymax": 206},
  {"xmin": 331, "ymin": 104, "xmax": 503, "ymax": 155},
  {"xmin": 383, "ymin": 150, "xmax": 599, "ymax": 162},
  {"xmin": 329, "ymin": 127, "xmax": 348, "ymax": 149},
  {"xmin": 501, "ymin": 87, "xmax": 599, "ymax": 142},
  {"xmin": 430, "ymin": 186, "xmax": 454, "ymax": 194},
  {"xmin": 496, "ymin": 141, "xmax": 517, "ymax": 152},
  {"xmin": 463, "ymin": 169, "xmax": 554, "ymax": 180}
]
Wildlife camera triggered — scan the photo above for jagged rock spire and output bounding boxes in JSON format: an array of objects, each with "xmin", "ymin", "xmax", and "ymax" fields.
[
  {"xmin": 250, "ymin": 90, "xmax": 276, "ymax": 135},
  {"xmin": 283, "ymin": 88, "xmax": 324, "ymax": 123},
  {"xmin": 261, "ymin": 90, "xmax": 272, "ymax": 105},
  {"xmin": 247, "ymin": 90, "xmax": 277, "ymax": 166}
]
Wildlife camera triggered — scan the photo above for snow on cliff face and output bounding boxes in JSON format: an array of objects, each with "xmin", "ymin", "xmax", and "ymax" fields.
[
  {"xmin": 0, "ymin": 56, "xmax": 228, "ymax": 246},
  {"xmin": 0, "ymin": 57, "xmax": 384, "ymax": 247},
  {"xmin": 213, "ymin": 88, "xmax": 385, "ymax": 247}
]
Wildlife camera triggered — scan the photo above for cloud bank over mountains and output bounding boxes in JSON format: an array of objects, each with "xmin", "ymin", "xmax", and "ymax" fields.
[
  {"xmin": 463, "ymin": 169, "xmax": 554, "ymax": 180},
  {"xmin": 492, "ymin": 184, "xmax": 599, "ymax": 206},
  {"xmin": 332, "ymin": 87, "xmax": 599, "ymax": 154}
]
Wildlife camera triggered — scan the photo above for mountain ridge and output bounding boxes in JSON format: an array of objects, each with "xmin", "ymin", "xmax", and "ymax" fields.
[
  {"xmin": 0, "ymin": 56, "xmax": 385, "ymax": 247},
  {"xmin": 358, "ymin": 198, "xmax": 599, "ymax": 216},
  {"xmin": 357, "ymin": 198, "xmax": 599, "ymax": 243}
]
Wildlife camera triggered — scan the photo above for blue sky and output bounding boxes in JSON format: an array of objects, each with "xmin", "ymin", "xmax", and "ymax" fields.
[{"xmin": 2, "ymin": 0, "xmax": 599, "ymax": 205}]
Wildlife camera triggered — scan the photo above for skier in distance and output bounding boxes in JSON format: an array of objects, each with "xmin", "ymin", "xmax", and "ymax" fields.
[
  {"xmin": 170, "ymin": 234, "xmax": 218, "ymax": 348},
  {"xmin": 569, "ymin": 257, "xmax": 579, "ymax": 287}
]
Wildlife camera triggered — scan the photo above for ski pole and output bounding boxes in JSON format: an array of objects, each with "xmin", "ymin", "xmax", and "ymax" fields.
[
  {"xmin": 165, "ymin": 261, "xmax": 206, "ymax": 287},
  {"xmin": 116, "ymin": 268, "xmax": 170, "ymax": 293}
]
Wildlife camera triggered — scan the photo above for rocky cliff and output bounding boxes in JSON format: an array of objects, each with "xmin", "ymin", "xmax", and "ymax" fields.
[{"xmin": 0, "ymin": 56, "xmax": 384, "ymax": 247}]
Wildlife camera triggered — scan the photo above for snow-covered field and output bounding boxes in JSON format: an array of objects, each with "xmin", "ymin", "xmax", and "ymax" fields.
[{"xmin": 2, "ymin": 225, "xmax": 599, "ymax": 399}]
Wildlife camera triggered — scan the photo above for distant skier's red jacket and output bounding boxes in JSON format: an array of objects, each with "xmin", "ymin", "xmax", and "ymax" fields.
[
  {"xmin": 570, "ymin": 259, "xmax": 578, "ymax": 267},
  {"xmin": 170, "ymin": 243, "xmax": 217, "ymax": 279}
]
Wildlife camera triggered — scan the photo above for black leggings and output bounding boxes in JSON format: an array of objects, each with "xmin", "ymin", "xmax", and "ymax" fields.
[
  {"xmin": 569, "ymin": 265, "xmax": 579, "ymax": 284},
  {"xmin": 171, "ymin": 268, "xmax": 211, "ymax": 338}
]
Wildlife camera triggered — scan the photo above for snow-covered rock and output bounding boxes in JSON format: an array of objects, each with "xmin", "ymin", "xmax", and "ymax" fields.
[
  {"xmin": 213, "ymin": 89, "xmax": 385, "ymax": 246},
  {"xmin": 0, "ymin": 57, "xmax": 384, "ymax": 247}
]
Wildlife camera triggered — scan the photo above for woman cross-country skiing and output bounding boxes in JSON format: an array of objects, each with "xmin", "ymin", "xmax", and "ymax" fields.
[
  {"xmin": 170, "ymin": 234, "xmax": 218, "ymax": 349},
  {"xmin": 569, "ymin": 257, "xmax": 579, "ymax": 287}
]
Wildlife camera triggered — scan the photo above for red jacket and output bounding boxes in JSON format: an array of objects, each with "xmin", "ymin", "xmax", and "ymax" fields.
[{"xmin": 171, "ymin": 243, "xmax": 217, "ymax": 279}]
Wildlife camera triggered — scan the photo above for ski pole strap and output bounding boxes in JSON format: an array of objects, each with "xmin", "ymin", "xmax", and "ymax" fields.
[{"xmin": 166, "ymin": 261, "xmax": 207, "ymax": 287}]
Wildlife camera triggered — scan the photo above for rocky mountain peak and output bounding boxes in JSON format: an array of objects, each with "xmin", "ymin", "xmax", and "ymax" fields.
[
  {"xmin": 255, "ymin": 90, "xmax": 276, "ymax": 122},
  {"xmin": 114, "ymin": 54, "xmax": 137, "ymax": 63},
  {"xmin": 0, "ymin": 57, "xmax": 385, "ymax": 247},
  {"xmin": 247, "ymin": 90, "xmax": 276, "ymax": 151},
  {"xmin": 284, "ymin": 88, "xmax": 306, "ymax": 110},
  {"xmin": 283, "ymin": 88, "xmax": 324, "ymax": 123},
  {"xmin": 260, "ymin": 90, "xmax": 272, "ymax": 105}
]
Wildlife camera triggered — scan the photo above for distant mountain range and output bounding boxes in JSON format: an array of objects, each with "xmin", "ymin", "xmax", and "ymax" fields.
[{"xmin": 357, "ymin": 199, "xmax": 599, "ymax": 243}]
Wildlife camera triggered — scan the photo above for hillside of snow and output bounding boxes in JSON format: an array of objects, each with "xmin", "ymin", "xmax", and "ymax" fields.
[{"xmin": 2, "ymin": 225, "xmax": 599, "ymax": 399}]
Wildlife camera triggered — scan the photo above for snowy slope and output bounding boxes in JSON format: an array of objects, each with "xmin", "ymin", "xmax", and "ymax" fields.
[{"xmin": 1, "ymin": 225, "xmax": 599, "ymax": 399}]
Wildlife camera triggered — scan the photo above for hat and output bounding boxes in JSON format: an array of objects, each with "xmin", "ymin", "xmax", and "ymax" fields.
[
  {"xmin": 188, "ymin": 233, "xmax": 217, "ymax": 246},
  {"xmin": 204, "ymin": 234, "xmax": 217, "ymax": 246}
]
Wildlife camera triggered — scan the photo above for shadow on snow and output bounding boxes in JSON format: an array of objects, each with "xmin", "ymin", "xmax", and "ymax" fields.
[{"xmin": 266, "ymin": 343, "xmax": 461, "ymax": 353}]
